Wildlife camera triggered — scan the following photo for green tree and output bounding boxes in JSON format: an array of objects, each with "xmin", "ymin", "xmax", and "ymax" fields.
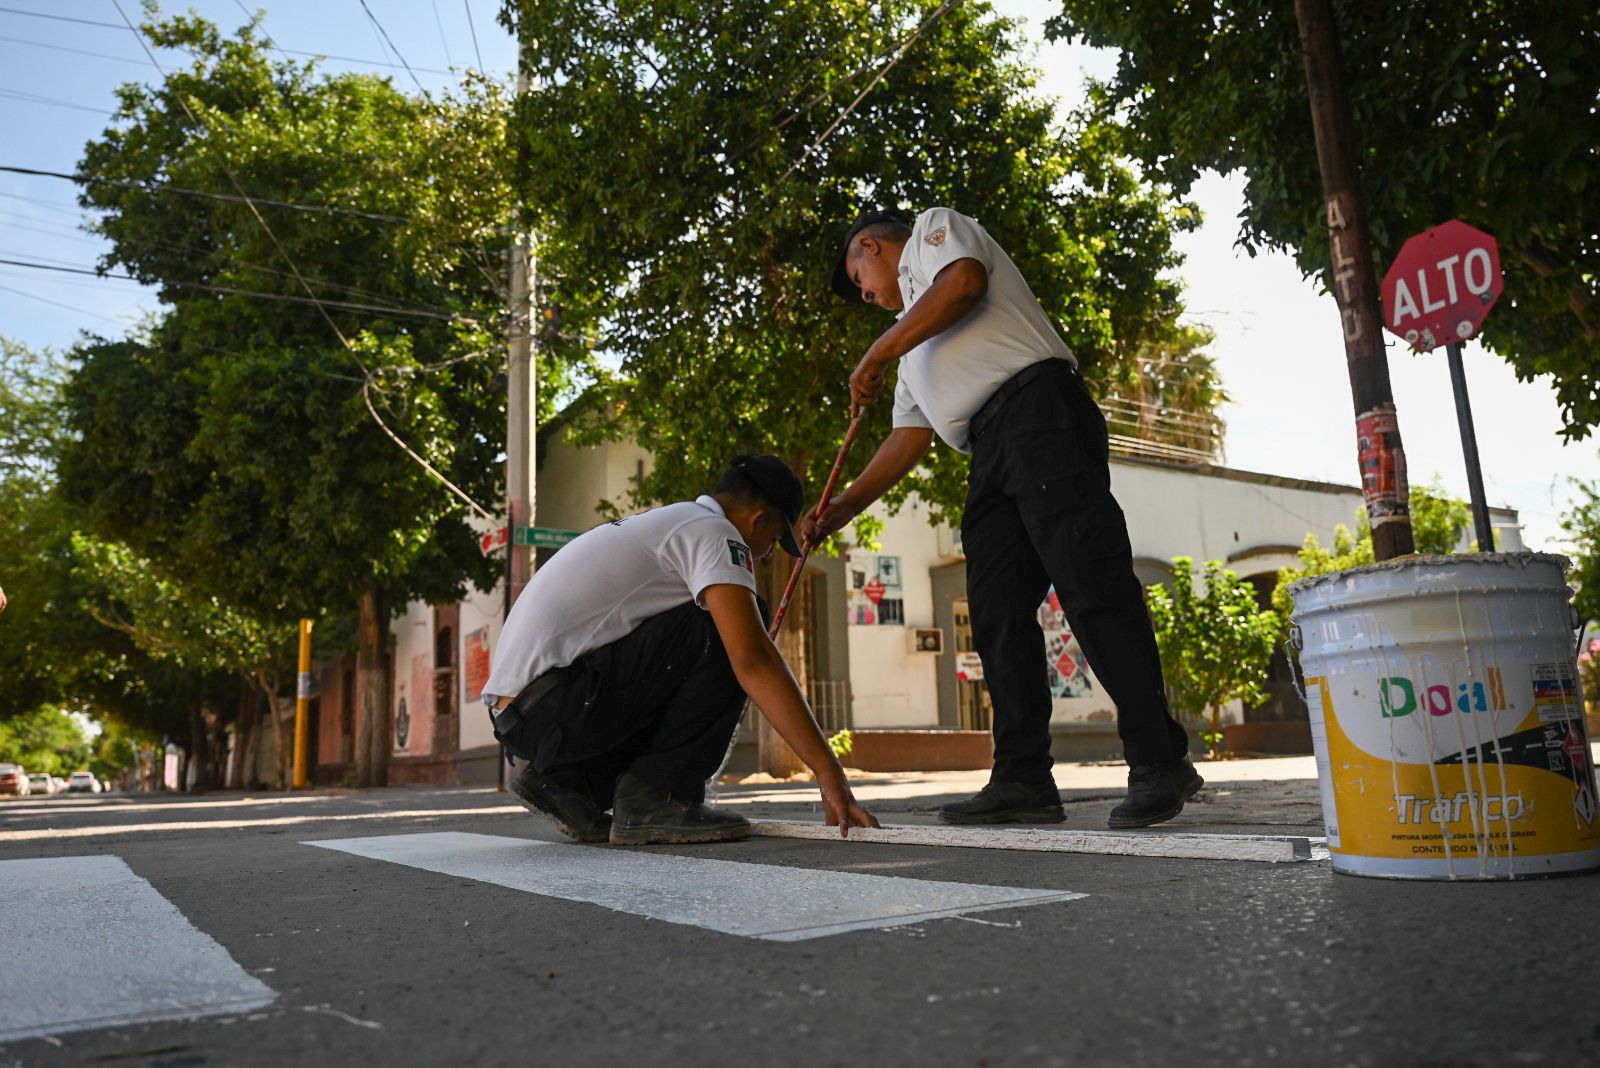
[
  {"xmin": 1563, "ymin": 480, "xmax": 1600, "ymax": 626},
  {"xmin": 0, "ymin": 706, "xmax": 91, "ymax": 777},
  {"xmin": 1047, "ymin": 2, "xmax": 1600, "ymax": 437},
  {"xmin": 1147, "ymin": 557, "xmax": 1282, "ymax": 757},
  {"xmin": 59, "ymin": 13, "xmax": 579, "ymax": 784},
  {"xmin": 71, "ymin": 534, "xmax": 299, "ymax": 788},
  {"xmin": 1272, "ymin": 480, "xmax": 1473, "ymax": 617},
  {"xmin": 508, "ymin": 0, "xmax": 1209, "ymax": 525}
]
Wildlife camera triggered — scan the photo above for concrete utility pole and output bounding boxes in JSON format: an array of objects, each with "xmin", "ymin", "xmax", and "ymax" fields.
[
  {"xmin": 1294, "ymin": 0, "xmax": 1416, "ymax": 560},
  {"xmin": 505, "ymin": 54, "xmax": 538, "ymax": 611}
]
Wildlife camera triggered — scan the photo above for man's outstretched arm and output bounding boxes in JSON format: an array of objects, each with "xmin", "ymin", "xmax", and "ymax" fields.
[
  {"xmin": 799, "ymin": 425, "xmax": 934, "ymax": 545},
  {"xmin": 702, "ymin": 584, "xmax": 879, "ymax": 836}
]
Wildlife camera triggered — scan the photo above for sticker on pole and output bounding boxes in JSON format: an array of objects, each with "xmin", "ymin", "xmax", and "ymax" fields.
[{"xmin": 1381, "ymin": 220, "xmax": 1503, "ymax": 352}]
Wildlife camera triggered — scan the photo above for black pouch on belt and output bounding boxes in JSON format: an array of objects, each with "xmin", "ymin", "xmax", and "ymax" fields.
[{"xmin": 490, "ymin": 669, "xmax": 566, "ymax": 765}]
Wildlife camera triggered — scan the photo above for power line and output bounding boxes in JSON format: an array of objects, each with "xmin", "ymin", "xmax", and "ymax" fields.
[
  {"xmin": 111, "ymin": 0, "xmax": 497, "ymax": 520},
  {"xmin": 0, "ymin": 165, "xmax": 411, "ymax": 224},
  {"xmin": 0, "ymin": 86, "xmax": 116, "ymax": 117},
  {"xmin": 463, "ymin": 0, "xmax": 485, "ymax": 72},
  {"xmin": 0, "ymin": 255, "xmax": 485, "ymax": 323},
  {"xmin": 772, "ymin": 0, "xmax": 961, "ymax": 188},
  {"xmin": 0, "ymin": 32, "xmax": 152, "ymax": 67},
  {"xmin": 358, "ymin": 0, "xmax": 433, "ymax": 100},
  {"xmin": 430, "ymin": 0, "xmax": 456, "ymax": 68},
  {"xmin": 0, "ymin": 6, "xmax": 454, "ymax": 73},
  {"xmin": 0, "ymin": 281, "xmax": 129, "ymax": 325}
]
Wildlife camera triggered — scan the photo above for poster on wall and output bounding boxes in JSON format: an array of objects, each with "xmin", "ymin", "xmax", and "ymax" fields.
[
  {"xmin": 845, "ymin": 551, "xmax": 905, "ymax": 625},
  {"xmin": 463, "ymin": 627, "xmax": 491, "ymax": 700},
  {"xmin": 1038, "ymin": 589, "xmax": 1093, "ymax": 697}
]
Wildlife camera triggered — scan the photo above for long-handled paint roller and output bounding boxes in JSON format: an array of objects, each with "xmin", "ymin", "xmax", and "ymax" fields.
[{"xmin": 768, "ymin": 407, "xmax": 866, "ymax": 640}]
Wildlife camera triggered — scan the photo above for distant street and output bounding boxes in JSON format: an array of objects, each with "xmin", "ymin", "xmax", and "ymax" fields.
[{"xmin": 4, "ymin": 767, "xmax": 1598, "ymax": 1067}]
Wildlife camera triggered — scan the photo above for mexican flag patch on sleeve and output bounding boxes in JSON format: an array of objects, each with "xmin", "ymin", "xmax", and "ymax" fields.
[{"xmin": 727, "ymin": 539, "xmax": 754, "ymax": 573}]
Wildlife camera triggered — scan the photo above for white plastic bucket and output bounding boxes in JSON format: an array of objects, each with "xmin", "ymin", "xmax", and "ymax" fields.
[{"xmin": 1289, "ymin": 552, "xmax": 1600, "ymax": 880}]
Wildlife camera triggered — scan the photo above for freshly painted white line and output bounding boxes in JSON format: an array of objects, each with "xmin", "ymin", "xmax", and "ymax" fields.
[
  {"xmin": 0, "ymin": 805, "xmax": 526, "ymax": 843},
  {"xmin": 0, "ymin": 856, "xmax": 275, "ymax": 1042},
  {"xmin": 306, "ymin": 831, "xmax": 1085, "ymax": 941},
  {"xmin": 750, "ymin": 820, "xmax": 1325, "ymax": 863}
]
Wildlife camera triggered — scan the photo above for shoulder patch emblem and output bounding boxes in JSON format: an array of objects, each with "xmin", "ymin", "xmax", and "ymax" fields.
[
  {"xmin": 924, "ymin": 225, "xmax": 948, "ymax": 247},
  {"xmin": 727, "ymin": 539, "xmax": 754, "ymax": 573}
]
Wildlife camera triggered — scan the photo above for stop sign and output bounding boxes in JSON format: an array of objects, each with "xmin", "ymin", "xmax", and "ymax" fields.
[{"xmin": 1381, "ymin": 220, "xmax": 1502, "ymax": 352}]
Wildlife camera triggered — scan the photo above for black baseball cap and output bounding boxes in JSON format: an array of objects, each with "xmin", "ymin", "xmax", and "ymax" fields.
[
  {"xmin": 831, "ymin": 208, "xmax": 910, "ymax": 302},
  {"xmin": 727, "ymin": 454, "xmax": 807, "ymax": 557}
]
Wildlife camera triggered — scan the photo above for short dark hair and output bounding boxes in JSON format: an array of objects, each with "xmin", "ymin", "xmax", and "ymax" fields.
[
  {"xmin": 850, "ymin": 218, "xmax": 912, "ymax": 253},
  {"xmin": 715, "ymin": 454, "xmax": 785, "ymax": 511}
]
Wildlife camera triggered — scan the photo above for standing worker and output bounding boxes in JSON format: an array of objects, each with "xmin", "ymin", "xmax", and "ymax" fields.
[
  {"xmin": 481, "ymin": 455, "xmax": 878, "ymax": 845},
  {"xmin": 807, "ymin": 207, "xmax": 1201, "ymax": 828}
]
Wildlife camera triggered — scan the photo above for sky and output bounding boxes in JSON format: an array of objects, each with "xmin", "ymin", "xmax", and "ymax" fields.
[{"xmin": 2, "ymin": 0, "xmax": 1595, "ymax": 550}]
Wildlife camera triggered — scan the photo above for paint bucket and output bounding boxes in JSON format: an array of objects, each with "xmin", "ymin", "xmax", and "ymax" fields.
[{"xmin": 1289, "ymin": 552, "xmax": 1600, "ymax": 880}]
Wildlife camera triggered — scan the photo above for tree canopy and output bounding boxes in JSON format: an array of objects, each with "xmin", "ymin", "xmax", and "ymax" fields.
[
  {"xmin": 60, "ymin": 13, "xmax": 543, "ymax": 621},
  {"xmin": 506, "ymin": 0, "xmax": 1211, "ymax": 526},
  {"xmin": 1146, "ymin": 557, "xmax": 1281, "ymax": 756},
  {"xmin": 1048, "ymin": 1, "xmax": 1600, "ymax": 437}
]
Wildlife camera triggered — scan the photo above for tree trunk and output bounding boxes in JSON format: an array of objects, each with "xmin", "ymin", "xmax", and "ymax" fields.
[
  {"xmin": 755, "ymin": 556, "xmax": 809, "ymax": 778},
  {"xmin": 354, "ymin": 587, "xmax": 393, "ymax": 788},
  {"xmin": 238, "ymin": 689, "xmax": 263, "ymax": 791},
  {"xmin": 187, "ymin": 706, "xmax": 207, "ymax": 791},
  {"xmin": 257, "ymin": 669, "xmax": 285, "ymax": 789},
  {"xmin": 1208, "ymin": 701, "xmax": 1224, "ymax": 759}
]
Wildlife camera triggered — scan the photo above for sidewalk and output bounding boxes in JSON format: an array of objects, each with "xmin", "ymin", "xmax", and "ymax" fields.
[{"xmin": 713, "ymin": 755, "xmax": 1326, "ymax": 838}]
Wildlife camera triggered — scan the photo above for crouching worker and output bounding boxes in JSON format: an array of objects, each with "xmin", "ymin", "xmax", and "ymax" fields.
[{"xmin": 480, "ymin": 455, "xmax": 880, "ymax": 846}]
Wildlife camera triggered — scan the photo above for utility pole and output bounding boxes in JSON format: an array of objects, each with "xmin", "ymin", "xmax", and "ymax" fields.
[
  {"xmin": 1294, "ymin": 0, "xmax": 1415, "ymax": 560},
  {"xmin": 499, "ymin": 40, "xmax": 537, "ymax": 791},
  {"xmin": 292, "ymin": 618, "xmax": 313, "ymax": 789}
]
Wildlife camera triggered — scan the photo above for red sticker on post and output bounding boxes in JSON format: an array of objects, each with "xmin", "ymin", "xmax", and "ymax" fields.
[{"xmin": 1357, "ymin": 404, "xmax": 1410, "ymax": 525}]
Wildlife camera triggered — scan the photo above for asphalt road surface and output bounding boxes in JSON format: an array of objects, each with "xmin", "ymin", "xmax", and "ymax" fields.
[{"xmin": 2, "ymin": 785, "xmax": 1596, "ymax": 1067}]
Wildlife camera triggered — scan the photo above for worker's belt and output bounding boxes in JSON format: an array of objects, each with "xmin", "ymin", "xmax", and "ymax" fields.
[
  {"xmin": 966, "ymin": 358, "xmax": 1077, "ymax": 447},
  {"xmin": 489, "ymin": 669, "xmax": 566, "ymax": 741}
]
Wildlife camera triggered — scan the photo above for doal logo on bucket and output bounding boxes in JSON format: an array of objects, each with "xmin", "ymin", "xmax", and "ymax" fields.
[{"xmin": 1379, "ymin": 668, "xmax": 1507, "ymax": 718}]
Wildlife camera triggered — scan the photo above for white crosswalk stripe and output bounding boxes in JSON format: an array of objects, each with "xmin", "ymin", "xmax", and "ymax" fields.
[
  {"xmin": 0, "ymin": 856, "xmax": 275, "ymax": 1042},
  {"xmin": 307, "ymin": 831, "xmax": 1086, "ymax": 941}
]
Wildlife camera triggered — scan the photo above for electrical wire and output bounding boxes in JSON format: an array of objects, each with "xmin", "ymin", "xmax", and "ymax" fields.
[
  {"xmin": 1, "ymin": 165, "xmax": 411, "ymax": 224},
  {"xmin": 463, "ymin": 0, "xmax": 485, "ymax": 73},
  {"xmin": 0, "ymin": 255, "xmax": 487, "ymax": 324},
  {"xmin": 770, "ymin": 0, "xmax": 961, "ymax": 189},
  {"xmin": 0, "ymin": 6, "xmax": 453, "ymax": 73},
  {"xmin": 111, "ymin": 0, "xmax": 497, "ymax": 520}
]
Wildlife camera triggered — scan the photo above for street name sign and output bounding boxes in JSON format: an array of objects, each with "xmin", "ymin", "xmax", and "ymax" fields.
[
  {"xmin": 1380, "ymin": 220, "xmax": 1502, "ymax": 352},
  {"xmin": 513, "ymin": 526, "xmax": 581, "ymax": 548}
]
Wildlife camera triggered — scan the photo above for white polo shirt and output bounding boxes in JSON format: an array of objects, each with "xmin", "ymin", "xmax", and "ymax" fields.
[
  {"xmin": 891, "ymin": 207, "xmax": 1077, "ymax": 453},
  {"xmin": 482, "ymin": 495, "xmax": 759, "ymax": 700}
]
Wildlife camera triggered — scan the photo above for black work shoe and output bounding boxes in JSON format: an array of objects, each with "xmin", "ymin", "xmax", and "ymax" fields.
[
  {"xmin": 1169, "ymin": 756, "xmax": 1205, "ymax": 801},
  {"xmin": 509, "ymin": 765, "xmax": 611, "ymax": 844},
  {"xmin": 938, "ymin": 780, "xmax": 1065, "ymax": 825},
  {"xmin": 609, "ymin": 772, "xmax": 751, "ymax": 845},
  {"xmin": 1108, "ymin": 765, "xmax": 1183, "ymax": 829}
]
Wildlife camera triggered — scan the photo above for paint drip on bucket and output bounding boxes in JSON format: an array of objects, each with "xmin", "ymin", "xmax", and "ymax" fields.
[{"xmin": 1290, "ymin": 552, "xmax": 1600, "ymax": 880}]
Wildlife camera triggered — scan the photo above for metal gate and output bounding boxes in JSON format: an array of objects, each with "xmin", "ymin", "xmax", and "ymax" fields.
[{"xmin": 952, "ymin": 597, "xmax": 993, "ymax": 731}]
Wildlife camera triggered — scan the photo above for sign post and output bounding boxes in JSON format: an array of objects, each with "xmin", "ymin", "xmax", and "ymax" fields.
[{"xmin": 1381, "ymin": 220, "xmax": 1505, "ymax": 552}]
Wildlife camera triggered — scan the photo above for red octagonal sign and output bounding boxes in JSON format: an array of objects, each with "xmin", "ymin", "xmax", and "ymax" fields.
[{"xmin": 1381, "ymin": 220, "xmax": 1502, "ymax": 352}]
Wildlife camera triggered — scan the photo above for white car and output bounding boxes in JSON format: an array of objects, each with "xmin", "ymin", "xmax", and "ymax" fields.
[
  {"xmin": 26, "ymin": 773, "xmax": 54, "ymax": 796},
  {"xmin": 66, "ymin": 771, "xmax": 101, "ymax": 794}
]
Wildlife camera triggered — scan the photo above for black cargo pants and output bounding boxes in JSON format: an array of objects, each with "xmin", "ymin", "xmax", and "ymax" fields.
[
  {"xmin": 494, "ymin": 597, "xmax": 763, "ymax": 809},
  {"xmin": 962, "ymin": 360, "xmax": 1189, "ymax": 782}
]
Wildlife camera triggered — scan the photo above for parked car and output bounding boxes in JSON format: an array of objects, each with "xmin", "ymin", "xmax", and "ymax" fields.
[
  {"xmin": 0, "ymin": 764, "xmax": 29, "ymax": 796},
  {"xmin": 65, "ymin": 771, "xmax": 101, "ymax": 794},
  {"xmin": 26, "ymin": 773, "xmax": 55, "ymax": 796},
  {"xmin": 52, "ymin": 777, "xmax": 68, "ymax": 792}
]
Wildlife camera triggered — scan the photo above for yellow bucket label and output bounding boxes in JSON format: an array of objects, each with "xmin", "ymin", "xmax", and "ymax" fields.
[{"xmin": 1307, "ymin": 674, "xmax": 1600, "ymax": 864}]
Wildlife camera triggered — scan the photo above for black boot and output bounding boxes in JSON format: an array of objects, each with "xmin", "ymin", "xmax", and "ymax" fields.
[
  {"xmin": 1108, "ymin": 765, "xmax": 1183, "ymax": 829},
  {"xmin": 1169, "ymin": 756, "xmax": 1205, "ymax": 801},
  {"xmin": 609, "ymin": 771, "xmax": 750, "ymax": 845},
  {"xmin": 938, "ymin": 780, "xmax": 1065, "ymax": 825},
  {"xmin": 509, "ymin": 765, "xmax": 611, "ymax": 844}
]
